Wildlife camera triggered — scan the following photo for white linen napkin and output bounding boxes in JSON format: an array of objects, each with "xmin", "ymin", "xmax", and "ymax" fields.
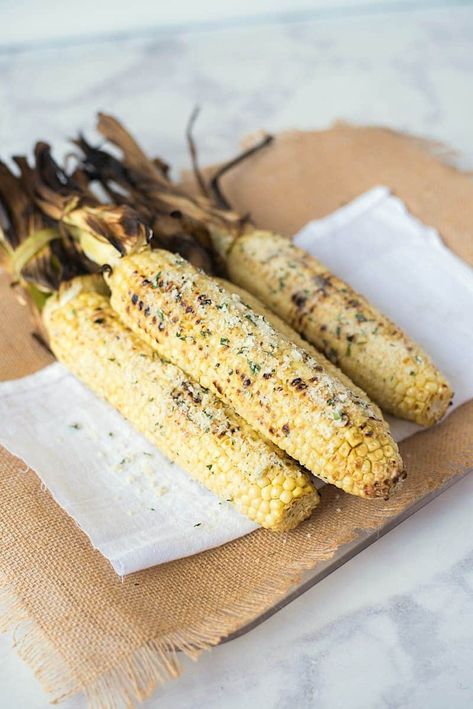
[
  {"xmin": 0, "ymin": 364, "xmax": 258, "ymax": 575},
  {"xmin": 1, "ymin": 186, "xmax": 472, "ymax": 575},
  {"xmin": 293, "ymin": 186, "xmax": 473, "ymax": 441}
]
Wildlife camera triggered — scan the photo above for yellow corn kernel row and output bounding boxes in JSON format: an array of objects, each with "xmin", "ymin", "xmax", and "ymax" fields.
[
  {"xmin": 224, "ymin": 230, "xmax": 453, "ymax": 426},
  {"xmin": 43, "ymin": 283, "xmax": 319, "ymax": 531},
  {"xmin": 217, "ymin": 277, "xmax": 383, "ymax": 420},
  {"xmin": 106, "ymin": 248, "xmax": 404, "ymax": 498}
]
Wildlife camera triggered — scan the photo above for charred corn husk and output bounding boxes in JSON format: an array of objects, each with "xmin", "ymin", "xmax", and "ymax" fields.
[
  {"xmin": 222, "ymin": 231, "xmax": 452, "ymax": 426},
  {"xmin": 43, "ymin": 280, "xmax": 320, "ymax": 531},
  {"xmin": 74, "ymin": 233, "xmax": 403, "ymax": 498},
  {"xmin": 217, "ymin": 277, "xmax": 383, "ymax": 418}
]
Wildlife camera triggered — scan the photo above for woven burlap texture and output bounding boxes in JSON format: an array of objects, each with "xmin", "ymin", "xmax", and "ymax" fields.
[{"xmin": 1, "ymin": 124, "xmax": 472, "ymax": 708}]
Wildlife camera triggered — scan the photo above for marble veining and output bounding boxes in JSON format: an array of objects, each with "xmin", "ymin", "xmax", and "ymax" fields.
[
  {"xmin": 0, "ymin": 4, "xmax": 472, "ymax": 708},
  {"xmin": 1, "ymin": 6, "xmax": 473, "ymax": 171}
]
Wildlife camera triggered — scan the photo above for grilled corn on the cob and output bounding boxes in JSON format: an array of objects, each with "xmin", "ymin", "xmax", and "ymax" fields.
[
  {"xmin": 73, "ymin": 227, "xmax": 403, "ymax": 498},
  {"xmin": 221, "ymin": 230, "xmax": 452, "ymax": 426},
  {"xmin": 43, "ymin": 277, "xmax": 319, "ymax": 531}
]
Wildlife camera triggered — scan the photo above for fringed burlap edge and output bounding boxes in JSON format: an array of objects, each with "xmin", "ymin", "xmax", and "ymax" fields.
[{"xmin": 0, "ymin": 574, "xmax": 80, "ymax": 702}]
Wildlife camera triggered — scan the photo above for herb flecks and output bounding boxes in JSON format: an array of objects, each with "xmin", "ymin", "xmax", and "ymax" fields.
[
  {"xmin": 248, "ymin": 361, "xmax": 261, "ymax": 375},
  {"xmin": 151, "ymin": 272, "xmax": 162, "ymax": 288}
]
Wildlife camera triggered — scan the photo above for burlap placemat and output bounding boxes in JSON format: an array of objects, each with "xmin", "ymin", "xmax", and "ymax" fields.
[{"xmin": 1, "ymin": 125, "xmax": 472, "ymax": 708}]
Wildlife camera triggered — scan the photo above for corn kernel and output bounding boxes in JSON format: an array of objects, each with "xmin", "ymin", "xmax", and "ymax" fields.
[
  {"xmin": 355, "ymin": 443, "xmax": 368, "ymax": 457},
  {"xmin": 345, "ymin": 429, "xmax": 363, "ymax": 447},
  {"xmin": 283, "ymin": 478, "xmax": 296, "ymax": 491},
  {"xmin": 365, "ymin": 437, "xmax": 379, "ymax": 452},
  {"xmin": 369, "ymin": 448, "xmax": 384, "ymax": 462},
  {"xmin": 280, "ymin": 490, "xmax": 293, "ymax": 504},
  {"xmin": 338, "ymin": 441, "xmax": 351, "ymax": 458},
  {"xmin": 261, "ymin": 486, "xmax": 272, "ymax": 501}
]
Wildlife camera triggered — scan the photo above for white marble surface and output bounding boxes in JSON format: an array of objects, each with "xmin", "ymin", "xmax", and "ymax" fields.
[
  {"xmin": 3, "ymin": 1, "xmax": 417, "ymax": 49},
  {"xmin": 1, "ymin": 3, "xmax": 472, "ymax": 707}
]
